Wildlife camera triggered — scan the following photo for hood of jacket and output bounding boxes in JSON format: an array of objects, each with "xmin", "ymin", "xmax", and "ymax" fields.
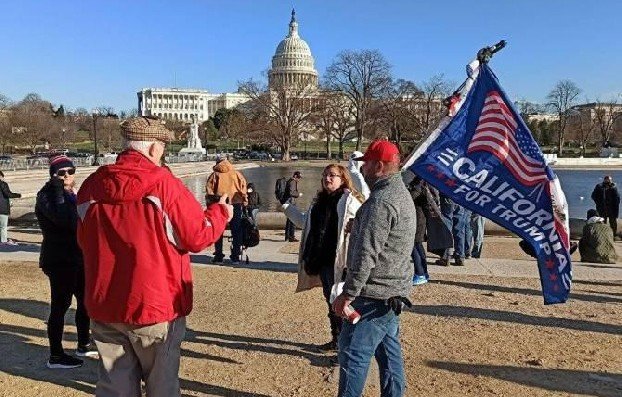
[
  {"xmin": 80, "ymin": 150, "xmax": 169, "ymax": 204},
  {"xmin": 348, "ymin": 151, "xmax": 364, "ymax": 173},
  {"xmin": 213, "ymin": 159, "xmax": 234, "ymax": 173}
]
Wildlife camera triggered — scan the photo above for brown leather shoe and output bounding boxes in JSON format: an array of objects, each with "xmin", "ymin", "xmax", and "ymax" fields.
[{"xmin": 288, "ymin": 237, "xmax": 299, "ymax": 242}]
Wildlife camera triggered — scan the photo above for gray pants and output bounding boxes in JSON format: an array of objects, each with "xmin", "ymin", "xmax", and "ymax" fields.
[
  {"xmin": 0, "ymin": 214, "xmax": 8, "ymax": 242},
  {"xmin": 92, "ymin": 317, "xmax": 186, "ymax": 397}
]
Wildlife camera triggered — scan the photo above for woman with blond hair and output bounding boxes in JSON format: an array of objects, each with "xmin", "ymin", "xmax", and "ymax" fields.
[{"xmin": 283, "ymin": 164, "xmax": 364, "ymax": 351}]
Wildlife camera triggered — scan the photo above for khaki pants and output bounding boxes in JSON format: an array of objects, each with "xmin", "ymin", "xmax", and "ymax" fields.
[{"xmin": 92, "ymin": 317, "xmax": 186, "ymax": 397}]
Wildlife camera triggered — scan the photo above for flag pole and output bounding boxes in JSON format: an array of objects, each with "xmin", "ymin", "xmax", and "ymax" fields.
[{"xmin": 402, "ymin": 40, "xmax": 507, "ymax": 170}]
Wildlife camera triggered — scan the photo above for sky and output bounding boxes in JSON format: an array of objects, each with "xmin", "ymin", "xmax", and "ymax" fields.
[{"xmin": 1, "ymin": 0, "xmax": 621, "ymax": 113}]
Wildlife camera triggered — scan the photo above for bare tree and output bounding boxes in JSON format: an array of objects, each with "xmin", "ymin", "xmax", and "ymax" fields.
[
  {"xmin": 0, "ymin": 113, "xmax": 12, "ymax": 154},
  {"xmin": 239, "ymin": 79, "xmax": 317, "ymax": 161},
  {"xmin": 416, "ymin": 74, "xmax": 452, "ymax": 137},
  {"xmin": 324, "ymin": 49, "xmax": 392, "ymax": 150},
  {"xmin": 592, "ymin": 98, "xmax": 622, "ymax": 145},
  {"xmin": 546, "ymin": 80, "xmax": 581, "ymax": 155},
  {"xmin": 313, "ymin": 89, "xmax": 353, "ymax": 159},
  {"xmin": 567, "ymin": 110, "xmax": 596, "ymax": 157},
  {"xmin": 9, "ymin": 94, "xmax": 55, "ymax": 153},
  {"xmin": 0, "ymin": 94, "xmax": 13, "ymax": 110}
]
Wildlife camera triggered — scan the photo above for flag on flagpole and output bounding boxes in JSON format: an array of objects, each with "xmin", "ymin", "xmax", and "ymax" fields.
[{"xmin": 402, "ymin": 59, "xmax": 572, "ymax": 304}]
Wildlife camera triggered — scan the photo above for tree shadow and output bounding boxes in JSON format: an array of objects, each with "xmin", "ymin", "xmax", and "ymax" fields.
[
  {"xmin": 180, "ymin": 347, "xmax": 241, "ymax": 364},
  {"xmin": 578, "ymin": 264, "xmax": 620, "ymax": 269},
  {"xmin": 190, "ymin": 254, "xmax": 298, "ymax": 273},
  {"xmin": 0, "ymin": 324, "xmax": 97, "ymax": 394},
  {"xmin": 0, "ymin": 298, "xmax": 82, "ymax": 330},
  {"xmin": 573, "ymin": 280, "xmax": 622, "ymax": 287},
  {"xmin": 433, "ymin": 279, "xmax": 622, "ymax": 305},
  {"xmin": 186, "ymin": 329, "xmax": 334, "ymax": 368},
  {"xmin": 426, "ymin": 360, "xmax": 622, "ymax": 397},
  {"xmin": 181, "ymin": 378, "xmax": 271, "ymax": 397},
  {"xmin": 408, "ymin": 304, "xmax": 622, "ymax": 335}
]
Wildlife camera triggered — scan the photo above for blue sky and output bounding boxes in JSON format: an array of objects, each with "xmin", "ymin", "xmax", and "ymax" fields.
[{"xmin": 0, "ymin": 0, "xmax": 620, "ymax": 112}]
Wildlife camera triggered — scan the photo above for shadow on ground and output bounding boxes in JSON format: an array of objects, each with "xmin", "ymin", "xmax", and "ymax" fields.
[
  {"xmin": 409, "ymin": 304, "xmax": 622, "ymax": 335},
  {"xmin": 191, "ymin": 254, "xmax": 297, "ymax": 273},
  {"xmin": 186, "ymin": 329, "xmax": 335, "ymax": 368},
  {"xmin": 427, "ymin": 360, "xmax": 622, "ymax": 397},
  {"xmin": 434, "ymin": 279, "xmax": 622, "ymax": 305}
]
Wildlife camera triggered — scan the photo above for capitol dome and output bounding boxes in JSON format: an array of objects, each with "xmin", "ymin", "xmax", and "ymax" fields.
[{"xmin": 269, "ymin": 10, "xmax": 318, "ymax": 89}]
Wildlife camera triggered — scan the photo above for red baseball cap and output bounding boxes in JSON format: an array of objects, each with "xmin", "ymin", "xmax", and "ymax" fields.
[{"xmin": 353, "ymin": 140, "xmax": 400, "ymax": 162}]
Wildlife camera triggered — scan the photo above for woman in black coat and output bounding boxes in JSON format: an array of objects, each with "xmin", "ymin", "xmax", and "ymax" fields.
[
  {"xmin": 35, "ymin": 156, "xmax": 95, "ymax": 369},
  {"xmin": 0, "ymin": 170, "xmax": 21, "ymax": 244}
]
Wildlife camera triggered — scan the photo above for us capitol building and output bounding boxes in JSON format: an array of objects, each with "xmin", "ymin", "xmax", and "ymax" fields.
[{"xmin": 137, "ymin": 9, "xmax": 318, "ymax": 124}]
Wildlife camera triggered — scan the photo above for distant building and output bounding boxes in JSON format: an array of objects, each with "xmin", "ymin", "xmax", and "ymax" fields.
[
  {"xmin": 137, "ymin": 88, "xmax": 249, "ymax": 124},
  {"xmin": 525, "ymin": 113, "xmax": 559, "ymax": 123},
  {"xmin": 268, "ymin": 9, "xmax": 318, "ymax": 90},
  {"xmin": 570, "ymin": 102, "xmax": 622, "ymax": 121}
]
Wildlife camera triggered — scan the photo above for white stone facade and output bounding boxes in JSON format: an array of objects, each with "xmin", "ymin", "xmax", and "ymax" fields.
[
  {"xmin": 268, "ymin": 9, "xmax": 318, "ymax": 89},
  {"xmin": 137, "ymin": 88, "xmax": 249, "ymax": 123}
]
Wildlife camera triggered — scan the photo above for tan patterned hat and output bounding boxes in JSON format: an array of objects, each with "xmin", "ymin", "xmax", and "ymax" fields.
[{"xmin": 120, "ymin": 116, "xmax": 175, "ymax": 143}]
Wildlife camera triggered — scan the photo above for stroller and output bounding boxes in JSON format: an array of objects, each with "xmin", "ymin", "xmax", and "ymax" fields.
[{"xmin": 240, "ymin": 208, "xmax": 260, "ymax": 264}]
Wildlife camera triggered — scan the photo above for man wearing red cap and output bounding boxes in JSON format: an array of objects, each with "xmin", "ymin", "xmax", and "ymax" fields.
[{"xmin": 333, "ymin": 140, "xmax": 415, "ymax": 397}]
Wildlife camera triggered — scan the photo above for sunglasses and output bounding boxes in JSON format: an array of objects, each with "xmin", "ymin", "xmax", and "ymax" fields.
[{"xmin": 56, "ymin": 168, "xmax": 76, "ymax": 177}]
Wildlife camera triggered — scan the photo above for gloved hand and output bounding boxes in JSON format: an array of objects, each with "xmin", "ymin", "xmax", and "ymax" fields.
[
  {"xmin": 50, "ymin": 177, "xmax": 65, "ymax": 204},
  {"xmin": 387, "ymin": 297, "xmax": 412, "ymax": 316}
]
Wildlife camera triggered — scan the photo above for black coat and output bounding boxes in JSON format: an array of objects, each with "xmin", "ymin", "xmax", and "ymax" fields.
[
  {"xmin": 0, "ymin": 180, "xmax": 21, "ymax": 215},
  {"xmin": 409, "ymin": 182, "xmax": 429, "ymax": 243},
  {"xmin": 35, "ymin": 179, "xmax": 83, "ymax": 272},
  {"xmin": 591, "ymin": 182, "xmax": 620, "ymax": 218}
]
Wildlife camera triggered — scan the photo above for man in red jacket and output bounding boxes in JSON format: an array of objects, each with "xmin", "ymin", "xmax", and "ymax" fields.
[{"xmin": 77, "ymin": 116, "xmax": 232, "ymax": 397}]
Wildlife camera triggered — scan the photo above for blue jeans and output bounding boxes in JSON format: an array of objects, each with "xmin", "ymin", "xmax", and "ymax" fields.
[
  {"xmin": 214, "ymin": 204, "xmax": 243, "ymax": 261},
  {"xmin": 411, "ymin": 242, "xmax": 427, "ymax": 277},
  {"xmin": 0, "ymin": 214, "xmax": 8, "ymax": 242},
  {"xmin": 338, "ymin": 298, "xmax": 405, "ymax": 397},
  {"xmin": 471, "ymin": 214, "xmax": 485, "ymax": 258},
  {"xmin": 463, "ymin": 209, "xmax": 472, "ymax": 256},
  {"xmin": 440, "ymin": 200, "xmax": 467, "ymax": 259}
]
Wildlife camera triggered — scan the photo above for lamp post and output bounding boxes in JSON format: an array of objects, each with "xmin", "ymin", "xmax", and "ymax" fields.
[{"xmin": 91, "ymin": 109, "xmax": 99, "ymax": 165}]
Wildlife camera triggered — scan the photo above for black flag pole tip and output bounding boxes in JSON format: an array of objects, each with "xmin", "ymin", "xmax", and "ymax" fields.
[{"xmin": 477, "ymin": 40, "xmax": 507, "ymax": 64}]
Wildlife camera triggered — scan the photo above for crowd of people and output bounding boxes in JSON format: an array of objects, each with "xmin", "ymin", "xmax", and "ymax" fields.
[{"xmin": 5, "ymin": 113, "xmax": 616, "ymax": 396}]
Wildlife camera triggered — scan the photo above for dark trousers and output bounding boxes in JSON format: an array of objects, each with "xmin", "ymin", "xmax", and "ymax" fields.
[
  {"xmin": 46, "ymin": 267, "xmax": 90, "ymax": 356},
  {"xmin": 412, "ymin": 242, "xmax": 427, "ymax": 277},
  {"xmin": 604, "ymin": 216, "xmax": 618, "ymax": 237},
  {"xmin": 285, "ymin": 219, "xmax": 296, "ymax": 240},
  {"xmin": 214, "ymin": 204, "xmax": 244, "ymax": 262},
  {"xmin": 319, "ymin": 265, "xmax": 342, "ymax": 340}
]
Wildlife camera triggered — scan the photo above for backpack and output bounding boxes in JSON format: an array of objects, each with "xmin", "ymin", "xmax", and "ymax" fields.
[
  {"xmin": 275, "ymin": 177, "xmax": 288, "ymax": 203},
  {"xmin": 242, "ymin": 214, "xmax": 260, "ymax": 248}
]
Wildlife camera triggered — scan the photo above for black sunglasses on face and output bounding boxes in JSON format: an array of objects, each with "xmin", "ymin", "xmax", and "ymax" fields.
[{"xmin": 56, "ymin": 168, "xmax": 76, "ymax": 177}]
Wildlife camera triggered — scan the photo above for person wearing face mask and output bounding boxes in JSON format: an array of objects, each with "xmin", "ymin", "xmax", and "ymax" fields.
[
  {"xmin": 282, "ymin": 164, "xmax": 364, "ymax": 351},
  {"xmin": 591, "ymin": 175, "xmax": 620, "ymax": 237},
  {"xmin": 36, "ymin": 155, "xmax": 95, "ymax": 369}
]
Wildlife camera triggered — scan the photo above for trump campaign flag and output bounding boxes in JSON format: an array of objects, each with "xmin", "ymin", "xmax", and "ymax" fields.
[{"xmin": 403, "ymin": 51, "xmax": 572, "ymax": 304}]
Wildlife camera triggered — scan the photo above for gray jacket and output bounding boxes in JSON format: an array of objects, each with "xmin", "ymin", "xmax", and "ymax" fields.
[{"xmin": 343, "ymin": 173, "xmax": 416, "ymax": 300}]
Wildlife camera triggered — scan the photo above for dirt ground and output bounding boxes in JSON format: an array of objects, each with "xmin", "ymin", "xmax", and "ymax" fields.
[{"xmin": 0, "ymin": 245, "xmax": 621, "ymax": 397}]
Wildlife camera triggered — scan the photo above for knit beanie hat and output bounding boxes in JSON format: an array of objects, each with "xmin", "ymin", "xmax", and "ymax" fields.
[{"xmin": 49, "ymin": 155, "xmax": 75, "ymax": 176}]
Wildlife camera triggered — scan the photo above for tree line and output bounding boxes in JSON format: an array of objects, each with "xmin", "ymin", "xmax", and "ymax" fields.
[{"xmin": 0, "ymin": 93, "xmax": 137, "ymax": 154}]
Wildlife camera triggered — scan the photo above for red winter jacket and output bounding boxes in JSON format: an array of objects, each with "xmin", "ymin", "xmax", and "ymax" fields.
[{"xmin": 77, "ymin": 150, "xmax": 228, "ymax": 325}]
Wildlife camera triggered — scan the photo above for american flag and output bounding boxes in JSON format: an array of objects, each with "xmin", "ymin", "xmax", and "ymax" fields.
[{"xmin": 467, "ymin": 90, "xmax": 548, "ymax": 186}]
